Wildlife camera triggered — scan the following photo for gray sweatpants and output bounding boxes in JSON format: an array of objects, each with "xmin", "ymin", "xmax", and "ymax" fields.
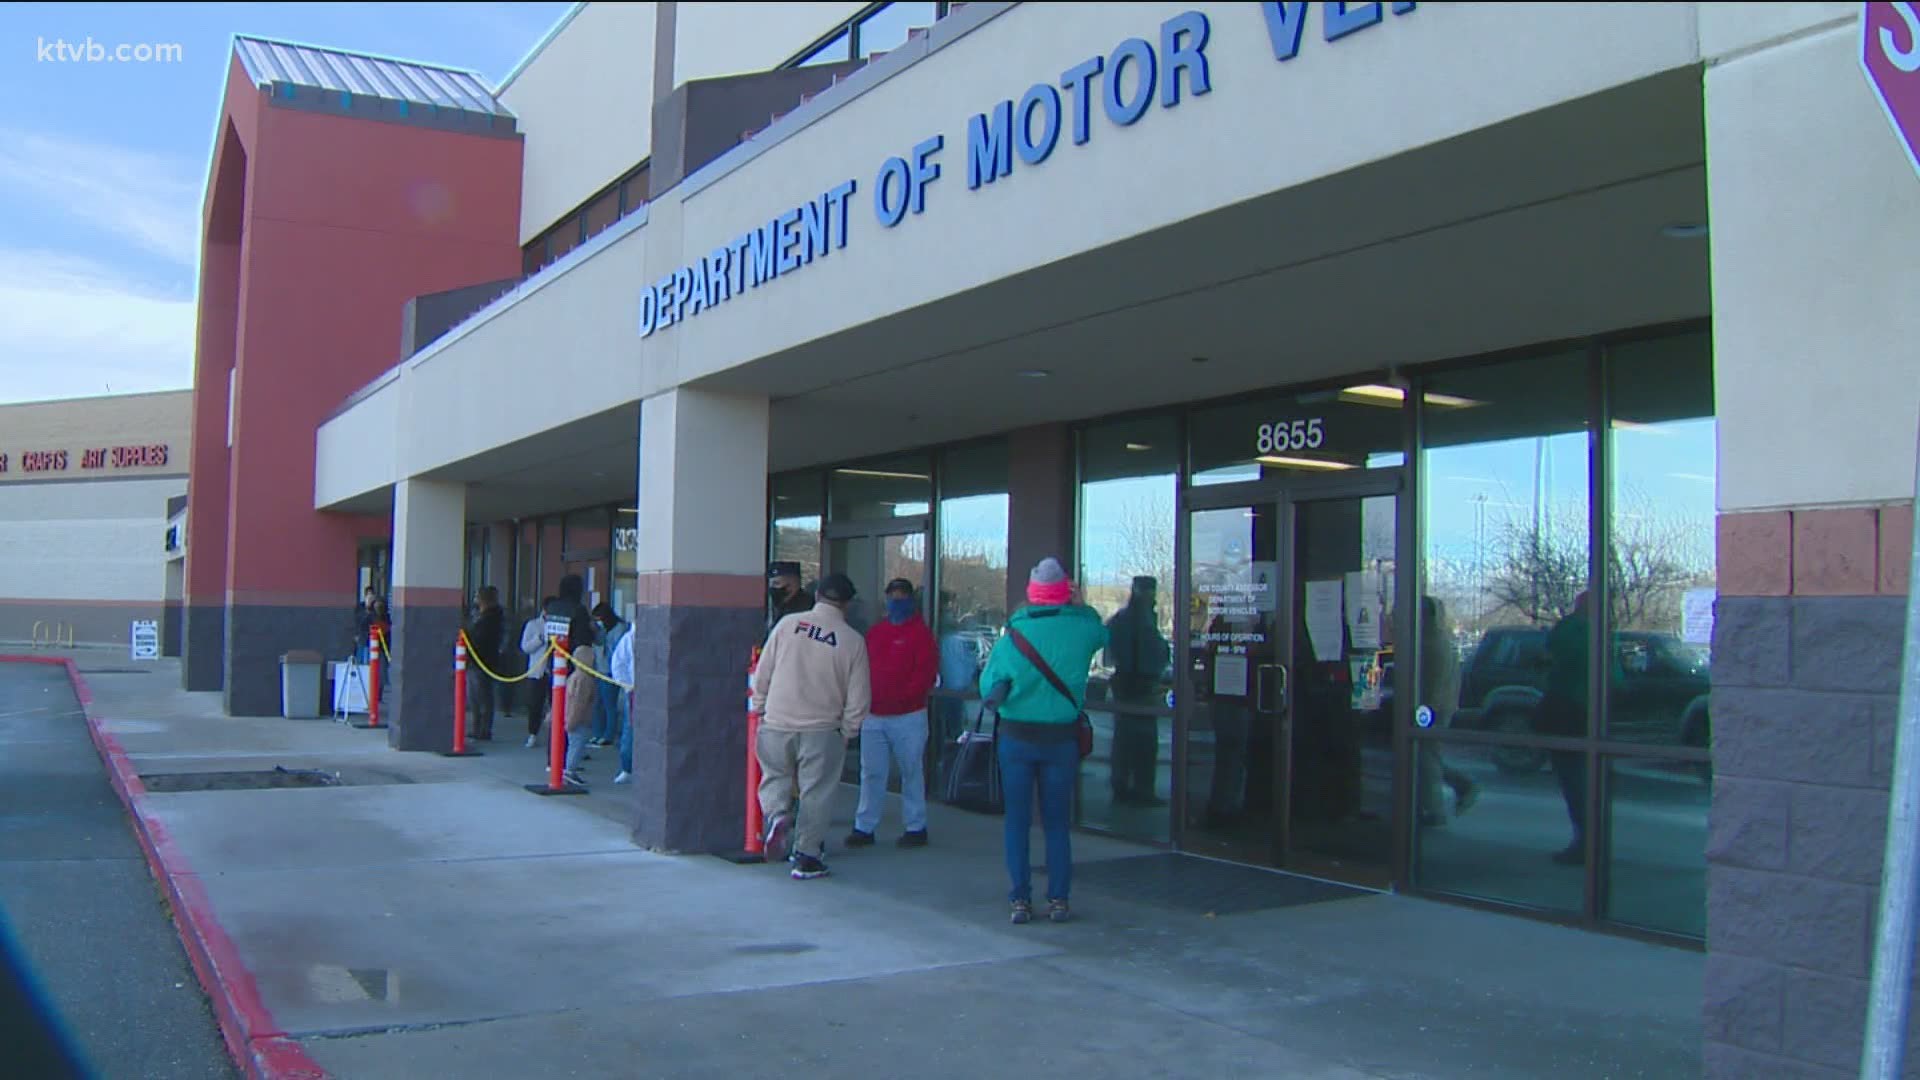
[{"xmin": 756, "ymin": 726, "xmax": 847, "ymax": 858}]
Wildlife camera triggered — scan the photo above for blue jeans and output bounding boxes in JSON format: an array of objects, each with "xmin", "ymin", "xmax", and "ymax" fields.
[
  {"xmin": 998, "ymin": 733, "xmax": 1078, "ymax": 904},
  {"xmin": 618, "ymin": 692, "xmax": 633, "ymax": 774},
  {"xmin": 854, "ymin": 710, "xmax": 928, "ymax": 834}
]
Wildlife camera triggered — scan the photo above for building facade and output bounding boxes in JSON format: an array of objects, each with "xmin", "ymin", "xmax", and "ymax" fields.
[
  {"xmin": 187, "ymin": 5, "xmax": 1920, "ymax": 1075},
  {"xmin": 0, "ymin": 390, "xmax": 190, "ymax": 651}
]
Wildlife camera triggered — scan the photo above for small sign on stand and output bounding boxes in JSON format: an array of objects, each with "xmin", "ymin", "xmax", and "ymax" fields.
[{"xmin": 130, "ymin": 620, "xmax": 159, "ymax": 661}]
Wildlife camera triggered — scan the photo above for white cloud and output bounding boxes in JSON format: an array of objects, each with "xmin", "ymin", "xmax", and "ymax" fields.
[
  {"xmin": 0, "ymin": 251, "xmax": 193, "ymax": 404},
  {"xmin": 0, "ymin": 129, "xmax": 201, "ymax": 268}
]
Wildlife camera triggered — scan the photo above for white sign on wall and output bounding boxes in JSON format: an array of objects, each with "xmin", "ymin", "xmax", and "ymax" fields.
[{"xmin": 130, "ymin": 620, "xmax": 159, "ymax": 661}]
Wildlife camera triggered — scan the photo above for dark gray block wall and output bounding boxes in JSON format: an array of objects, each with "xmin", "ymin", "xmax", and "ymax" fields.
[
  {"xmin": 629, "ymin": 604, "xmax": 763, "ymax": 854},
  {"xmin": 182, "ymin": 605, "xmax": 225, "ymax": 692},
  {"xmin": 222, "ymin": 605, "xmax": 356, "ymax": 716},
  {"xmin": 1706, "ymin": 595, "xmax": 1912, "ymax": 1078},
  {"xmin": 387, "ymin": 605, "xmax": 459, "ymax": 751}
]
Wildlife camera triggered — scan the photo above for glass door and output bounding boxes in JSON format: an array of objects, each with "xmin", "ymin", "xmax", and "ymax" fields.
[
  {"xmin": 825, "ymin": 517, "xmax": 930, "ymax": 783},
  {"xmin": 1180, "ymin": 483, "xmax": 1401, "ymax": 886}
]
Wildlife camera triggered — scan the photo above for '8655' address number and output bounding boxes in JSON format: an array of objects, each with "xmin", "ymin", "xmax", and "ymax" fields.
[{"xmin": 1256, "ymin": 419, "xmax": 1325, "ymax": 454}]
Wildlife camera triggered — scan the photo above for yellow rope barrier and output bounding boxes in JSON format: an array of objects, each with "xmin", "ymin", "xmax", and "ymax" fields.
[
  {"xmin": 458, "ymin": 629, "xmax": 551, "ymax": 684},
  {"xmin": 373, "ymin": 626, "xmax": 391, "ymax": 661},
  {"xmin": 552, "ymin": 639, "xmax": 632, "ymax": 692}
]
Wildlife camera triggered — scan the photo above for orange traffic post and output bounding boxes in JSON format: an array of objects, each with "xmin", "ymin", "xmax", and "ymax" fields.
[
  {"xmin": 722, "ymin": 646, "xmax": 769, "ymax": 864},
  {"xmin": 526, "ymin": 632, "xmax": 585, "ymax": 796},
  {"xmin": 441, "ymin": 636, "xmax": 483, "ymax": 757},
  {"xmin": 351, "ymin": 627, "xmax": 385, "ymax": 729}
]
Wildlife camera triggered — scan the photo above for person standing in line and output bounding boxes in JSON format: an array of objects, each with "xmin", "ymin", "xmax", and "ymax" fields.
[
  {"xmin": 752, "ymin": 574, "xmax": 870, "ymax": 881},
  {"xmin": 520, "ymin": 597, "xmax": 557, "ymax": 749},
  {"xmin": 610, "ymin": 621, "xmax": 635, "ymax": 785},
  {"xmin": 590, "ymin": 603, "xmax": 629, "ymax": 748},
  {"xmin": 767, "ymin": 561, "xmax": 814, "ymax": 633},
  {"xmin": 466, "ymin": 586, "xmax": 506, "ymax": 741},
  {"xmin": 980, "ymin": 557, "xmax": 1108, "ymax": 925},
  {"xmin": 849, "ymin": 579, "xmax": 938, "ymax": 849}
]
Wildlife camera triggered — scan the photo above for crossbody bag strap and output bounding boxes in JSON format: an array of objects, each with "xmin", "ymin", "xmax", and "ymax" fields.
[{"xmin": 1006, "ymin": 626, "xmax": 1079, "ymax": 711}]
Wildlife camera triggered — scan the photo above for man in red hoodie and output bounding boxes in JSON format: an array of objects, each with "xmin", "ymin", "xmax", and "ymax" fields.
[{"xmin": 848, "ymin": 579, "xmax": 938, "ymax": 848}]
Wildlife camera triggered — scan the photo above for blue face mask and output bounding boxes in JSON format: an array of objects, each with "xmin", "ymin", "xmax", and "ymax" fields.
[{"xmin": 886, "ymin": 597, "xmax": 914, "ymax": 624}]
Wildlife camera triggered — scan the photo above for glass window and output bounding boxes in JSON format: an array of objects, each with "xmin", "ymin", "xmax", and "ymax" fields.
[
  {"xmin": 798, "ymin": 30, "xmax": 850, "ymax": 66},
  {"xmin": 549, "ymin": 219, "xmax": 581, "ymax": 262},
  {"xmin": 772, "ymin": 472, "xmax": 824, "ymax": 587},
  {"xmin": 514, "ymin": 521, "xmax": 539, "ymax": 618},
  {"xmin": 829, "ymin": 455, "xmax": 931, "ymax": 524},
  {"xmin": 1413, "ymin": 348, "xmax": 1593, "ymax": 911},
  {"xmin": 1190, "ymin": 385, "xmax": 1407, "ymax": 487},
  {"xmin": 857, "ymin": 2, "xmax": 938, "ymax": 56},
  {"xmin": 1605, "ymin": 755, "xmax": 1709, "ymax": 937},
  {"xmin": 614, "ymin": 508, "xmax": 638, "ymax": 578},
  {"xmin": 563, "ymin": 507, "xmax": 611, "ymax": 560},
  {"xmin": 522, "ymin": 243, "xmax": 545, "ymax": 277},
  {"xmin": 1605, "ymin": 332, "xmax": 1714, "ymax": 751},
  {"xmin": 584, "ymin": 189, "xmax": 619, "ymax": 238},
  {"xmin": 935, "ymin": 440, "xmax": 1009, "ymax": 641},
  {"xmin": 1078, "ymin": 415, "xmax": 1177, "ymax": 846}
]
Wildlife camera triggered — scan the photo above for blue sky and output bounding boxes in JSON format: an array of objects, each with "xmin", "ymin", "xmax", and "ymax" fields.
[{"xmin": 0, "ymin": 2, "xmax": 570, "ymax": 405}]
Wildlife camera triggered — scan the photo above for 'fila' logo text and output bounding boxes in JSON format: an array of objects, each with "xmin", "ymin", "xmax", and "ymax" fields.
[{"xmin": 794, "ymin": 621, "xmax": 839, "ymax": 647}]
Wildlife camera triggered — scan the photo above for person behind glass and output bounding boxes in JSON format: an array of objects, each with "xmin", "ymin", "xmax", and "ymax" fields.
[
  {"xmin": 1105, "ymin": 576, "xmax": 1170, "ymax": 807},
  {"xmin": 520, "ymin": 596, "xmax": 557, "ymax": 748},
  {"xmin": 1415, "ymin": 596, "xmax": 1478, "ymax": 826},
  {"xmin": 980, "ymin": 557, "xmax": 1108, "ymax": 925},
  {"xmin": 590, "ymin": 603, "xmax": 629, "ymax": 749},
  {"xmin": 465, "ymin": 586, "xmax": 506, "ymax": 741},
  {"xmin": 752, "ymin": 573, "xmax": 870, "ymax": 881},
  {"xmin": 1538, "ymin": 590, "xmax": 1592, "ymax": 866},
  {"xmin": 849, "ymin": 579, "xmax": 937, "ymax": 850},
  {"xmin": 767, "ymin": 561, "xmax": 814, "ymax": 634}
]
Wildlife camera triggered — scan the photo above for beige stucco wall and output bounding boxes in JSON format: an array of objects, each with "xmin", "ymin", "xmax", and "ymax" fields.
[
  {"xmin": 1706, "ymin": 4, "xmax": 1920, "ymax": 512},
  {"xmin": 0, "ymin": 389, "xmax": 190, "ymax": 485},
  {"xmin": 499, "ymin": 2, "xmax": 659, "ymax": 244}
]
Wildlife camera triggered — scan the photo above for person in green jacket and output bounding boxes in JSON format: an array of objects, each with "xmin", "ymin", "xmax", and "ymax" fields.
[{"xmin": 980, "ymin": 557, "xmax": 1109, "ymax": 925}]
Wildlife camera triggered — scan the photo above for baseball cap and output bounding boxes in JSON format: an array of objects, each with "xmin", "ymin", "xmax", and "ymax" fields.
[{"xmin": 817, "ymin": 573, "xmax": 857, "ymax": 603}]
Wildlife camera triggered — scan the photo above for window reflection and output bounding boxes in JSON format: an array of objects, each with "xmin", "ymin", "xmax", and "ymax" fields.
[
  {"xmin": 1190, "ymin": 386, "xmax": 1408, "ymax": 487},
  {"xmin": 857, "ymin": 2, "xmax": 938, "ymax": 56},
  {"xmin": 1606, "ymin": 333, "xmax": 1715, "ymax": 752},
  {"xmin": 1606, "ymin": 756, "xmax": 1709, "ymax": 937},
  {"xmin": 1415, "ymin": 349, "xmax": 1595, "ymax": 902},
  {"xmin": 1078, "ymin": 417, "xmax": 1176, "ymax": 844},
  {"xmin": 933, "ymin": 441, "xmax": 1007, "ymax": 755},
  {"xmin": 798, "ymin": 30, "xmax": 850, "ymax": 66},
  {"xmin": 830, "ymin": 456, "xmax": 930, "ymax": 523},
  {"xmin": 771, "ymin": 472, "xmax": 823, "ymax": 588}
]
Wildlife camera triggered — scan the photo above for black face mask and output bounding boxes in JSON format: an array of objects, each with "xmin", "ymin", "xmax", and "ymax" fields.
[{"xmin": 770, "ymin": 585, "xmax": 793, "ymax": 603}]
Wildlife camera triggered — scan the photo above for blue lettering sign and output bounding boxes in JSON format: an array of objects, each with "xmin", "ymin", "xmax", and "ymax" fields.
[
  {"xmin": 968, "ymin": 102, "xmax": 1015, "ymax": 188},
  {"xmin": 875, "ymin": 157, "xmax": 911, "ymax": 226},
  {"xmin": 638, "ymin": 5, "xmax": 1411, "ymax": 339}
]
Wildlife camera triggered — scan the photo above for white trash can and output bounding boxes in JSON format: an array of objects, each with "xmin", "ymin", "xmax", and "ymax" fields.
[{"xmin": 280, "ymin": 650, "xmax": 323, "ymax": 719}]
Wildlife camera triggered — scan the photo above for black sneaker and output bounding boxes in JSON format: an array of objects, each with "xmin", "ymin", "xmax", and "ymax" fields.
[
  {"xmin": 763, "ymin": 813, "xmax": 792, "ymax": 862},
  {"xmin": 1048, "ymin": 899, "xmax": 1072, "ymax": 924},
  {"xmin": 791, "ymin": 853, "xmax": 830, "ymax": 880},
  {"xmin": 562, "ymin": 770, "xmax": 588, "ymax": 789},
  {"xmin": 897, "ymin": 830, "xmax": 929, "ymax": 848},
  {"xmin": 845, "ymin": 829, "xmax": 876, "ymax": 848},
  {"xmin": 1010, "ymin": 900, "xmax": 1032, "ymax": 925}
]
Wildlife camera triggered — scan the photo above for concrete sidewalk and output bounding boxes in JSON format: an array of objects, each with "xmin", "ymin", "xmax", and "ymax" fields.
[{"xmin": 49, "ymin": 653, "xmax": 1702, "ymax": 1079}]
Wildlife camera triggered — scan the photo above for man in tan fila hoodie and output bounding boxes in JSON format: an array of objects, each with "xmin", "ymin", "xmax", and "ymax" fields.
[{"xmin": 751, "ymin": 572, "xmax": 870, "ymax": 880}]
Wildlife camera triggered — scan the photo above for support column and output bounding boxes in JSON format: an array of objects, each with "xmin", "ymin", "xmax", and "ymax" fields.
[
  {"xmin": 629, "ymin": 387, "xmax": 769, "ymax": 854},
  {"xmin": 183, "ymin": 217, "xmax": 241, "ymax": 692},
  {"xmin": 1006, "ymin": 423, "xmax": 1076, "ymax": 612},
  {"xmin": 387, "ymin": 478, "xmax": 466, "ymax": 751}
]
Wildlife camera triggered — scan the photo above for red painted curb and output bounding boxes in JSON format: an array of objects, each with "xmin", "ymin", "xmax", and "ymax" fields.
[{"xmin": 1, "ymin": 657, "xmax": 330, "ymax": 1080}]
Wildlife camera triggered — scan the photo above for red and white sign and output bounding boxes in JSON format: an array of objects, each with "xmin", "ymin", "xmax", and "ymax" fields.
[{"xmin": 1863, "ymin": 2, "xmax": 1920, "ymax": 179}]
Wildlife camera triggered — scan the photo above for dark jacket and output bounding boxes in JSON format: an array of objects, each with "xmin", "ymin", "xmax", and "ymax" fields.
[{"xmin": 467, "ymin": 606, "xmax": 506, "ymax": 667}]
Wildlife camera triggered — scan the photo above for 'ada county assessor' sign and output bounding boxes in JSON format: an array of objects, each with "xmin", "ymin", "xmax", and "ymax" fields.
[{"xmin": 637, "ymin": 1, "xmax": 1417, "ymax": 338}]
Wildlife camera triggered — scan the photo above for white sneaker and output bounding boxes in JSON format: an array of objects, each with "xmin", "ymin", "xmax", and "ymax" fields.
[
  {"xmin": 613, "ymin": 771, "xmax": 631, "ymax": 784},
  {"xmin": 524, "ymin": 735, "xmax": 538, "ymax": 749}
]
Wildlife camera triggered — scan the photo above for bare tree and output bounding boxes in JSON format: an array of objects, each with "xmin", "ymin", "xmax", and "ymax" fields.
[{"xmin": 1482, "ymin": 490, "xmax": 1713, "ymax": 631}]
